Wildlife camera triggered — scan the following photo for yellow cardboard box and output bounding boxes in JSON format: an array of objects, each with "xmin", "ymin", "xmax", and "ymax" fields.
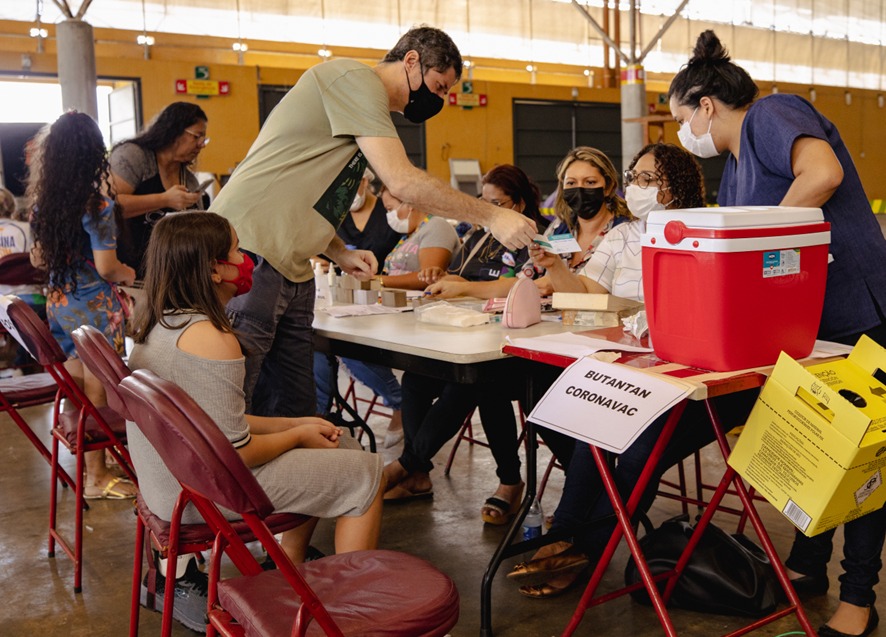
[{"xmin": 728, "ymin": 335, "xmax": 886, "ymax": 536}]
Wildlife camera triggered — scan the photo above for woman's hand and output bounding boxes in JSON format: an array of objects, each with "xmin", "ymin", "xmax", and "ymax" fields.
[
  {"xmin": 534, "ymin": 276, "xmax": 554, "ymax": 296},
  {"xmin": 290, "ymin": 416, "xmax": 335, "ymax": 429},
  {"xmin": 295, "ymin": 422, "xmax": 343, "ymax": 449},
  {"xmin": 417, "ymin": 266, "xmax": 447, "ymax": 285},
  {"xmin": 529, "ymin": 243, "xmax": 560, "ymax": 270},
  {"xmin": 163, "ymin": 184, "xmax": 201, "ymax": 211},
  {"xmin": 425, "ymin": 280, "xmax": 468, "ymax": 299},
  {"xmin": 118, "ymin": 265, "xmax": 137, "ymax": 287}
]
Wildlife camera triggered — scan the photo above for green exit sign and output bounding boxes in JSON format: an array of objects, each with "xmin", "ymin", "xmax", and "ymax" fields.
[{"xmin": 195, "ymin": 66, "xmax": 210, "ymax": 80}]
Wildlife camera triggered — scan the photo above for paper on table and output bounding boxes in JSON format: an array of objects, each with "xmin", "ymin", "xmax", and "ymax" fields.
[
  {"xmin": 506, "ymin": 332, "xmax": 653, "ymax": 357},
  {"xmin": 809, "ymin": 340, "xmax": 854, "ymax": 358},
  {"xmin": 322, "ymin": 304, "xmax": 411, "ymax": 318}
]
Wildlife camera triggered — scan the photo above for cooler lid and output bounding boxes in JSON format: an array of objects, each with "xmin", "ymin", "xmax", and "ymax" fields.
[{"xmin": 646, "ymin": 206, "xmax": 823, "ymax": 230}]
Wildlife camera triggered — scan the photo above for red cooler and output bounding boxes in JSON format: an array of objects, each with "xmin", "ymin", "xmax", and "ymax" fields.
[{"xmin": 641, "ymin": 206, "xmax": 831, "ymax": 371}]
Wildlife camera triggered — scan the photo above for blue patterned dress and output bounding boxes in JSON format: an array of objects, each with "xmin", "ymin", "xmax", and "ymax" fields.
[{"xmin": 46, "ymin": 197, "xmax": 126, "ymax": 356}]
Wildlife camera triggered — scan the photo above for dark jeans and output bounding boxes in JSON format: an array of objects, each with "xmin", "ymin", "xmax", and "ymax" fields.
[
  {"xmin": 399, "ymin": 372, "xmax": 523, "ymax": 485},
  {"xmin": 785, "ymin": 321, "xmax": 886, "ymax": 607},
  {"xmin": 226, "ymin": 257, "xmax": 316, "ymax": 418},
  {"xmin": 786, "ymin": 507, "xmax": 886, "ymax": 607},
  {"xmin": 313, "ymin": 352, "xmax": 402, "ymax": 415},
  {"xmin": 551, "ymin": 389, "xmax": 759, "ymax": 557}
]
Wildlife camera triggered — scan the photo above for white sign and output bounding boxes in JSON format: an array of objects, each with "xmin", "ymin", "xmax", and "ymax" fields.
[
  {"xmin": 0, "ymin": 295, "xmax": 35, "ymax": 360},
  {"xmin": 529, "ymin": 356, "xmax": 694, "ymax": 453}
]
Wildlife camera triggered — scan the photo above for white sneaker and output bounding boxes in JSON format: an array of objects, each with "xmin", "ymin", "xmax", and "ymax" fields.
[{"xmin": 384, "ymin": 429, "xmax": 404, "ymax": 448}]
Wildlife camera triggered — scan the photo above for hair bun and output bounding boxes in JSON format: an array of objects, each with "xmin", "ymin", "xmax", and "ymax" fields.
[{"xmin": 689, "ymin": 30, "xmax": 731, "ymax": 66}]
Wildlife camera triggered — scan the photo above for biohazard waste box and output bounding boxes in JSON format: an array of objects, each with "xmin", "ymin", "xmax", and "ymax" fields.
[
  {"xmin": 728, "ymin": 335, "xmax": 886, "ymax": 536},
  {"xmin": 641, "ymin": 206, "xmax": 831, "ymax": 371}
]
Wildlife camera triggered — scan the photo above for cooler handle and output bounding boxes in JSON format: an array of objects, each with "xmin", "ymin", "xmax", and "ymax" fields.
[{"xmin": 662, "ymin": 220, "xmax": 831, "ymax": 245}]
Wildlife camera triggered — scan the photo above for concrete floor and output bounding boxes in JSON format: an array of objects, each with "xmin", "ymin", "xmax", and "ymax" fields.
[{"xmin": 0, "ymin": 381, "xmax": 877, "ymax": 637}]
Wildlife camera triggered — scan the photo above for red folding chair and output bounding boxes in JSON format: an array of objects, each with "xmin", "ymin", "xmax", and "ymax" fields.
[
  {"xmin": 71, "ymin": 325, "xmax": 311, "ymax": 637},
  {"xmin": 0, "ymin": 372, "xmax": 76, "ymax": 490},
  {"xmin": 0, "ymin": 295, "xmax": 137, "ymax": 592},
  {"xmin": 0, "ymin": 252, "xmax": 47, "ymax": 375},
  {"xmin": 120, "ymin": 369, "xmax": 460, "ymax": 637}
]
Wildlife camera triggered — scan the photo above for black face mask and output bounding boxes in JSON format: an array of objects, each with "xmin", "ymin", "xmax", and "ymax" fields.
[
  {"xmin": 403, "ymin": 62, "xmax": 444, "ymax": 124},
  {"xmin": 563, "ymin": 186, "xmax": 606, "ymax": 220}
]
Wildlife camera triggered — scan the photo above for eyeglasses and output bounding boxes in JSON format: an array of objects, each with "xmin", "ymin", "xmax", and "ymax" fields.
[
  {"xmin": 183, "ymin": 129, "xmax": 210, "ymax": 147},
  {"xmin": 484, "ymin": 198, "xmax": 513, "ymax": 208},
  {"xmin": 623, "ymin": 170, "xmax": 662, "ymax": 189}
]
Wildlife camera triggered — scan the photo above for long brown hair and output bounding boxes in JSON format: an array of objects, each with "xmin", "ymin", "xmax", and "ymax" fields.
[
  {"xmin": 553, "ymin": 146, "xmax": 630, "ymax": 235},
  {"xmin": 131, "ymin": 212, "xmax": 234, "ymax": 343}
]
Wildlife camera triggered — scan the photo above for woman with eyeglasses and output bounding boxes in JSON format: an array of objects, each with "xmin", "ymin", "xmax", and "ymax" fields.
[
  {"xmin": 510, "ymin": 143, "xmax": 757, "ymax": 599},
  {"xmin": 110, "ymin": 102, "xmax": 209, "ymax": 278}
]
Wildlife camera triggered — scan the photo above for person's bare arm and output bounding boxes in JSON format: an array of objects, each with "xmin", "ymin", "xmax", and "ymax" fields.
[
  {"xmin": 780, "ymin": 137, "xmax": 843, "ymax": 208},
  {"xmin": 425, "ymin": 277, "xmax": 519, "ymax": 300},
  {"xmin": 176, "ymin": 323, "xmax": 341, "ymax": 468},
  {"xmin": 357, "ymin": 136, "xmax": 536, "ymax": 250},
  {"xmin": 92, "ymin": 248, "xmax": 136, "ymax": 285},
  {"xmin": 111, "ymin": 172, "xmax": 200, "ymax": 218},
  {"xmin": 381, "ymin": 247, "xmax": 452, "ymax": 290}
]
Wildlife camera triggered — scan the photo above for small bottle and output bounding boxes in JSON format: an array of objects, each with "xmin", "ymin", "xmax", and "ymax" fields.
[
  {"xmin": 522, "ymin": 497, "xmax": 543, "ymax": 541},
  {"xmin": 314, "ymin": 262, "xmax": 330, "ymax": 308}
]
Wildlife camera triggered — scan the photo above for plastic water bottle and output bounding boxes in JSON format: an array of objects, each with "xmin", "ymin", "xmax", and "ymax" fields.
[{"xmin": 522, "ymin": 497, "xmax": 543, "ymax": 541}]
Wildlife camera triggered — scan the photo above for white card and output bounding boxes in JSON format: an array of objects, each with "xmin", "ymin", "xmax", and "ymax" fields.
[{"xmin": 533, "ymin": 232, "xmax": 581, "ymax": 254}]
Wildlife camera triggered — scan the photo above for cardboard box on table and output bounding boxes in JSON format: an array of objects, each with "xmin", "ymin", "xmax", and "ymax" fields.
[{"xmin": 728, "ymin": 335, "xmax": 886, "ymax": 536}]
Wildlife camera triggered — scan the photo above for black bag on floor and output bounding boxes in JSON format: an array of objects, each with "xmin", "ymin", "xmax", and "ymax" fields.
[{"xmin": 623, "ymin": 515, "xmax": 779, "ymax": 617}]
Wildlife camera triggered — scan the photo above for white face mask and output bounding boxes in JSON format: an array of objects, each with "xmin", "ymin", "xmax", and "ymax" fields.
[
  {"xmin": 386, "ymin": 208, "xmax": 411, "ymax": 234},
  {"xmin": 349, "ymin": 191, "xmax": 366, "ymax": 212},
  {"xmin": 625, "ymin": 184, "xmax": 666, "ymax": 220},
  {"xmin": 677, "ymin": 107, "xmax": 719, "ymax": 159}
]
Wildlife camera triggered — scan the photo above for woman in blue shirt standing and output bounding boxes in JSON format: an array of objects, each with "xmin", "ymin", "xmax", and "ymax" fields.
[{"xmin": 669, "ymin": 30, "xmax": 886, "ymax": 637}]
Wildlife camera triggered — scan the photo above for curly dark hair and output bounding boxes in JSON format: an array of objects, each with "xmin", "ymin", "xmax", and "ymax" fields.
[
  {"xmin": 27, "ymin": 111, "xmax": 115, "ymax": 294},
  {"xmin": 382, "ymin": 25, "xmax": 462, "ymax": 80},
  {"xmin": 132, "ymin": 212, "xmax": 234, "ymax": 344},
  {"xmin": 627, "ymin": 143, "xmax": 705, "ymax": 209},
  {"xmin": 118, "ymin": 101, "xmax": 207, "ymax": 152},
  {"xmin": 482, "ymin": 164, "xmax": 546, "ymax": 228},
  {"xmin": 668, "ymin": 30, "xmax": 758, "ymax": 109}
]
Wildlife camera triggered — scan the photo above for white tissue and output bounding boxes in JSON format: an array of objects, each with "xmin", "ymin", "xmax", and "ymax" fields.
[
  {"xmin": 415, "ymin": 301, "xmax": 490, "ymax": 327},
  {"xmin": 622, "ymin": 309, "xmax": 649, "ymax": 339}
]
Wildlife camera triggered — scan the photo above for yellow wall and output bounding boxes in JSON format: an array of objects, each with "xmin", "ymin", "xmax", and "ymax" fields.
[{"xmin": 1, "ymin": 20, "xmax": 885, "ymax": 198}]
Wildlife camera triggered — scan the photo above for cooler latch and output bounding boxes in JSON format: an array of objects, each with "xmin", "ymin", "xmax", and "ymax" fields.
[{"xmin": 664, "ymin": 220, "xmax": 687, "ymax": 245}]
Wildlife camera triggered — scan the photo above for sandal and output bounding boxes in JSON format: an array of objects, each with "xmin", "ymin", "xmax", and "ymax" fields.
[
  {"xmin": 383, "ymin": 485, "xmax": 434, "ymax": 502},
  {"xmin": 518, "ymin": 571, "xmax": 582, "ymax": 599},
  {"xmin": 84, "ymin": 477, "xmax": 137, "ymax": 500},
  {"xmin": 508, "ymin": 545, "xmax": 589, "ymax": 586},
  {"xmin": 481, "ymin": 482, "xmax": 525, "ymax": 525}
]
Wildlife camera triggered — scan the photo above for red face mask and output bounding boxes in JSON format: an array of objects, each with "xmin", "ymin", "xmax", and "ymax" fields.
[{"xmin": 217, "ymin": 252, "xmax": 255, "ymax": 296}]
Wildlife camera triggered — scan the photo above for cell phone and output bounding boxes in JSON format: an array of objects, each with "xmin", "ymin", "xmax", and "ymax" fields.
[{"xmin": 194, "ymin": 178, "xmax": 214, "ymax": 194}]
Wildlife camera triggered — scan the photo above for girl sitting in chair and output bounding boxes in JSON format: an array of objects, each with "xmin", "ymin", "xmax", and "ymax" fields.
[{"xmin": 127, "ymin": 211, "xmax": 385, "ymax": 562}]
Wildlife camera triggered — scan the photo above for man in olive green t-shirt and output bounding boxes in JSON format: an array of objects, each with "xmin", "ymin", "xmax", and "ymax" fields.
[{"xmin": 212, "ymin": 26, "xmax": 537, "ymax": 418}]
